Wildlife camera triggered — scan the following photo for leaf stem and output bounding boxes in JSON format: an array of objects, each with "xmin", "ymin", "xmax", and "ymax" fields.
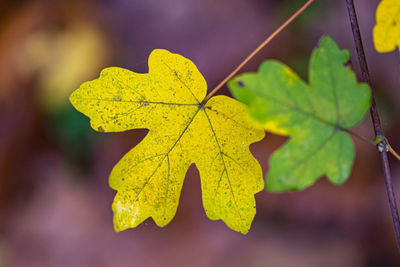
[
  {"xmin": 202, "ymin": 0, "xmax": 315, "ymax": 103},
  {"xmin": 389, "ymin": 146, "xmax": 400, "ymax": 161},
  {"xmin": 342, "ymin": 128, "xmax": 376, "ymax": 146},
  {"xmin": 345, "ymin": 0, "xmax": 400, "ymax": 252},
  {"xmin": 343, "ymin": 129, "xmax": 400, "ymax": 161}
]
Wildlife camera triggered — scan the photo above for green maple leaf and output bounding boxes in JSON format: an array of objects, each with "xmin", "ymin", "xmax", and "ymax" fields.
[
  {"xmin": 229, "ymin": 35, "xmax": 371, "ymax": 192},
  {"xmin": 69, "ymin": 49, "xmax": 264, "ymax": 234}
]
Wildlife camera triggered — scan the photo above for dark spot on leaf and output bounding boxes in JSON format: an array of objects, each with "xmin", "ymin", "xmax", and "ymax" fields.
[
  {"xmin": 237, "ymin": 80, "xmax": 245, "ymax": 87},
  {"xmin": 344, "ymin": 60, "xmax": 352, "ymax": 68},
  {"xmin": 98, "ymin": 126, "xmax": 104, "ymax": 132}
]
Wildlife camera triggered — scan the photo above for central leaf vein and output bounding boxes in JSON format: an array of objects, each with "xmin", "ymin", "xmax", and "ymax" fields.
[
  {"xmin": 125, "ymin": 107, "xmax": 202, "ymax": 201},
  {"xmin": 203, "ymin": 109, "xmax": 244, "ymax": 224}
]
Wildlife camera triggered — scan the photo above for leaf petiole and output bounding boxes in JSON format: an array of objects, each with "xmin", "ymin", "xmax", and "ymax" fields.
[
  {"xmin": 373, "ymin": 135, "xmax": 400, "ymax": 161},
  {"xmin": 342, "ymin": 128, "xmax": 376, "ymax": 146},
  {"xmin": 202, "ymin": 0, "xmax": 315, "ymax": 104},
  {"xmin": 344, "ymin": 129, "xmax": 400, "ymax": 161},
  {"xmin": 389, "ymin": 146, "xmax": 400, "ymax": 161}
]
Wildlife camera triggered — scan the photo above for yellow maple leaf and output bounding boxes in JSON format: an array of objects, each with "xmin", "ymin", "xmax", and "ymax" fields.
[
  {"xmin": 373, "ymin": 0, "xmax": 400, "ymax": 53},
  {"xmin": 69, "ymin": 49, "xmax": 264, "ymax": 234}
]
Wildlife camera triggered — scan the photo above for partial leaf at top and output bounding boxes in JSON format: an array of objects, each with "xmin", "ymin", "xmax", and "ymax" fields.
[
  {"xmin": 229, "ymin": 35, "xmax": 371, "ymax": 192},
  {"xmin": 70, "ymin": 50, "xmax": 264, "ymax": 234},
  {"xmin": 373, "ymin": 0, "xmax": 400, "ymax": 53}
]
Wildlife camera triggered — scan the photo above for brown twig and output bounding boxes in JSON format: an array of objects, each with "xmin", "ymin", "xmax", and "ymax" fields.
[
  {"xmin": 203, "ymin": 0, "xmax": 315, "ymax": 103},
  {"xmin": 345, "ymin": 0, "xmax": 400, "ymax": 251}
]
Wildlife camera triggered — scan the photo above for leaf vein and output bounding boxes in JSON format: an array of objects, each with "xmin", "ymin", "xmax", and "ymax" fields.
[
  {"xmin": 160, "ymin": 59, "xmax": 200, "ymax": 104},
  {"xmin": 203, "ymin": 109, "xmax": 244, "ymax": 225},
  {"xmin": 73, "ymin": 97, "xmax": 199, "ymax": 106}
]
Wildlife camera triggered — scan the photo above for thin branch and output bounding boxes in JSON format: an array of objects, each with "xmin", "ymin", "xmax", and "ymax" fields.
[
  {"xmin": 203, "ymin": 0, "xmax": 315, "ymax": 103},
  {"xmin": 345, "ymin": 0, "xmax": 400, "ymax": 252}
]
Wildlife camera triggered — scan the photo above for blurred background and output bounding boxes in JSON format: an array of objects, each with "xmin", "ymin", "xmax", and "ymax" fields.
[{"xmin": 0, "ymin": 0, "xmax": 399, "ymax": 266}]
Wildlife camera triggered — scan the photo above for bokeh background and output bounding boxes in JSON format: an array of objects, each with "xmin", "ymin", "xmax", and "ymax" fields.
[{"xmin": 0, "ymin": 0, "xmax": 399, "ymax": 266}]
